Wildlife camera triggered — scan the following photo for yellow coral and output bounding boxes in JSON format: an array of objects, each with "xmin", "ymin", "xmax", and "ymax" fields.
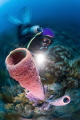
[
  {"xmin": 44, "ymin": 73, "xmax": 56, "ymax": 84},
  {"xmin": 5, "ymin": 103, "xmax": 13, "ymax": 110},
  {"xmin": 16, "ymin": 104, "xmax": 21, "ymax": 108},
  {"xmin": 13, "ymin": 92, "xmax": 28, "ymax": 103}
]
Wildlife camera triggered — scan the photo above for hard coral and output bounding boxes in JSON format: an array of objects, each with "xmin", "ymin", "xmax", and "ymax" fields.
[
  {"xmin": 40, "ymin": 45, "xmax": 72, "ymax": 85},
  {"xmin": 5, "ymin": 48, "xmax": 44, "ymax": 100},
  {"xmin": 66, "ymin": 58, "xmax": 80, "ymax": 88}
]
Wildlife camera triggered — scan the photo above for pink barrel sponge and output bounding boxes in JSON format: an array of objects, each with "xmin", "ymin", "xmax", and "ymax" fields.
[
  {"xmin": 5, "ymin": 48, "xmax": 44, "ymax": 100},
  {"xmin": 48, "ymin": 95, "xmax": 70, "ymax": 106}
]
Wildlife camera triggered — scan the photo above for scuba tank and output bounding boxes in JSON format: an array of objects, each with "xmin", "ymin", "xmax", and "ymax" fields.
[
  {"xmin": 22, "ymin": 25, "xmax": 43, "ymax": 35},
  {"xmin": 30, "ymin": 25, "xmax": 43, "ymax": 34}
]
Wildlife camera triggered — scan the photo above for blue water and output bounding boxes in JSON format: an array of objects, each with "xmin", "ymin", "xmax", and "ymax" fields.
[
  {"xmin": 0, "ymin": 0, "xmax": 80, "ymax": 33},
  {"xmin": 0, "ymin": 1, "xmax": 80, "ymax": 119}
]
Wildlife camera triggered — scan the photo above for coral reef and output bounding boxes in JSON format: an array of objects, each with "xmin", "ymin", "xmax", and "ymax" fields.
[
  {"xmin": 1, "ymin": 27, "xmax": 80, "ymax": 120},
  {"xmin": 4, "ymin": 43, "xmax": 80, "ymax": 120},
  {"xmin": 66, "ymin": 58, "xmax": 80, "ymax": 88},
  {"xmin": 5, "ymin": 47, "xmax": 70, "ymax": 109},
  {"xmin": 39, "ymin": 45, "xmax": 80, "ymax": 94},
  {"xmin": 40, "ymin": 45, "xmax": 73, "ymax": 85}
]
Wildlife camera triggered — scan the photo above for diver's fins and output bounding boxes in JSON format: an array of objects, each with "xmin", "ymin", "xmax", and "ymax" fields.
[
  {"xmin": 6, "ymin": 15, "xmax": 22, "ymax": 25},
  {"xmin": 21, "ymin": 7, "xmax": 31, "ymax": 25}
]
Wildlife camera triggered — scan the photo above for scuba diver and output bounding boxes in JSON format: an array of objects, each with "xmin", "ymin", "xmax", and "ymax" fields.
[{"xmin": 7, "ymin": 7, "xmax": 55, "ymax": 51}]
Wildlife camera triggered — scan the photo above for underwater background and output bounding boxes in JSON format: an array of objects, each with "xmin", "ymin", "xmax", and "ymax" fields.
[{"xmin": 0, "ymin": 0, "xmax": 80, "ymax": 120}]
